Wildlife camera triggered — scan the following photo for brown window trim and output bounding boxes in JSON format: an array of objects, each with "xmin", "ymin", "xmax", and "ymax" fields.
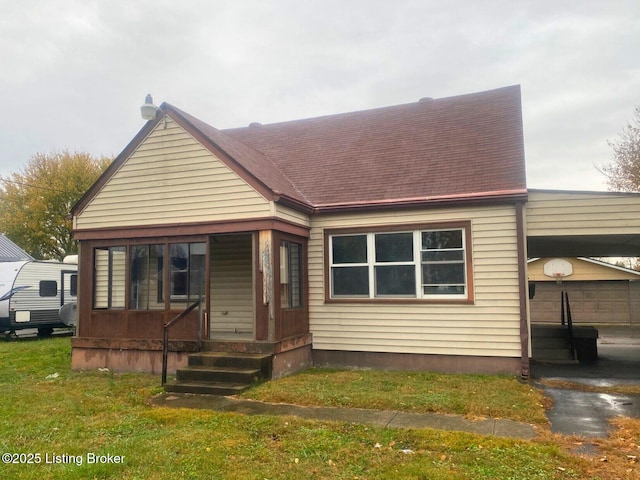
[
  {"xmin": 89, "ymin": 235, "xmax": 210, "ymax": 312},
  {"xmin": 273, "ymin": 231, "xmax": 309, "ymax": 312},
  {"xmin": 323, "ymin": 220, "xmax": 474, "ymax": 304}
]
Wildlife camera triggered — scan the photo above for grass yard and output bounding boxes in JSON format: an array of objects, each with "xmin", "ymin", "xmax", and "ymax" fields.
[
  {"xmin": 0, "ymin": 337, "xmax": 636, "ymax": 479},
  {"xmin": 241, "ymin": 368, "xmax": 550, "ymax": 424}
]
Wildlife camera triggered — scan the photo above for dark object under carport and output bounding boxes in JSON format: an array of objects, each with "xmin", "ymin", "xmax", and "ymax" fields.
[{"xmin": 574, "ymin": 326, "xmax": 598, "ymax": 364}]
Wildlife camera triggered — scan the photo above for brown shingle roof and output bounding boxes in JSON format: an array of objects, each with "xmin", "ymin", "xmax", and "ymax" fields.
[
  {"xmin": 73, "ymin": 85, "xmax": 527, "ymax": 217},
  {"xmin": 220, "ymin": 85, "xmax": 527, "ymax": 210}
]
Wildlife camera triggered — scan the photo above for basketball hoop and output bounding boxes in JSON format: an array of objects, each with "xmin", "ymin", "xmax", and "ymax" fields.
[{"xmin": 543, "ymin": 259, "xmax": 573, "ymax": 283}]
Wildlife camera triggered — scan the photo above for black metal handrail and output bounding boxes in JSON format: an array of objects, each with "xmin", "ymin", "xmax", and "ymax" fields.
[
  {"xmin": 161, "ymin": 300, "xmax": 200, "ymax": 385},
  {"xmin": 564, "ymin": 291, "xmax": 575, "ymax": 360}
]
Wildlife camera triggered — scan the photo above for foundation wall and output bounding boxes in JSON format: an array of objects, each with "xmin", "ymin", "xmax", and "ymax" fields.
[
  {"xmin": 272, "ymin": 344, "xmax": 313, "ymax": 379},
  {"xmin": 71, "ymin": 347, "xmax": 188, "ymax": 375},
  {"xmin": 312, "ymin": 349, "xmax": 521, "ymax": 375}
]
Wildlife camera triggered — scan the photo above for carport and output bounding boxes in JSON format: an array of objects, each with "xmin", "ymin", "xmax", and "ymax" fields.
[
  {"xmin": 527, "ymin": 190, "xmax": 640, "ymax": 258},
  {"xmin": 525, "ymin": 189, "xmax": 640, "ymax": 370}
]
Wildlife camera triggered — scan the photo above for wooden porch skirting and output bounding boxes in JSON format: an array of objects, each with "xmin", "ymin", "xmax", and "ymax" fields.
[
  {"xmin": 70, "ymin": 334, "xmax": 313, "ymax": 378},
  {"xmin": 312, "ymin": 349, "xmax": 521, "ymax": 375}
]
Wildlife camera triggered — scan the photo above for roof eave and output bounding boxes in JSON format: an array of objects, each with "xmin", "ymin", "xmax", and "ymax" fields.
[
  {"xmin": 311, "ymin": 189, "xmax": 529, "ymax": 214},
  {"xmin": 274, "ymin": 193, "xmax": 315, "ymax": 215}
]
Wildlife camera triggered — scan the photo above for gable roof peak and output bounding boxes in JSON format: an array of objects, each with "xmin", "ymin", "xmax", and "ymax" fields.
[{"xmin": 162, "ymin": 103, "xmax": 311, "ymax": 208}]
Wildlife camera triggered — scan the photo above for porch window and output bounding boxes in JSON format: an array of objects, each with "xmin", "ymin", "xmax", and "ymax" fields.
[
  {"xmin": 130, "ymin": 244, "xmax": 164, "ymax": 310},
  {"xmin": 93, "ymin": 246, "xmax": 126, "ymax": 309},
  {"xmin": 169, "ymin": 243, "xmax": 206, "ymax": 307},
  {"xmin": 280, "ymin": 241, "xmax": 302, "ymax": 308},
  {"xmin": 329, "ymin": 226, "xmax": 470, "ymax": 300}
]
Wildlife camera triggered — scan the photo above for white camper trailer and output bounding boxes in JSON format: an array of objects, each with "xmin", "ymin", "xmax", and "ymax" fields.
[{"xmin": 0, "ymin": 258, "xmax": 78, "ymax": 338}]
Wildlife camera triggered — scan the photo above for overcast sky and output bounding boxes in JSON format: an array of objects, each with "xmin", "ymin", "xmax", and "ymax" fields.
[{"xmin": 1, "ymin": 0, "xmax": 638, "ymax": 191}]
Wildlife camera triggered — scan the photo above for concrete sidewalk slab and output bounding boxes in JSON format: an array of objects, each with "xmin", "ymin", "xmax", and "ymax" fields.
[{"xmin": 151, "ymin": 393, "xmax": 537, "ymax": 440}]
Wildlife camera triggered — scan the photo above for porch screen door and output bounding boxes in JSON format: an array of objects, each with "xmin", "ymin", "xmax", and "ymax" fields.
[{"xmin": 209, "ymin": 234, "xmax": 254, "ymax": 340}]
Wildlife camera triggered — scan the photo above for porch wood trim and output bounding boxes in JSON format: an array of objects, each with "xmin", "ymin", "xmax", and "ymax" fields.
[{"xmin": 73, "ymin": 217, "xmax": 310, "ymax": 240}]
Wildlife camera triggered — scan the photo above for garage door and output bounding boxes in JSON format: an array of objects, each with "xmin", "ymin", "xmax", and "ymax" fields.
[{"xmin": 530, "ymin": 280, "xmax": 631, "ymax": 325}]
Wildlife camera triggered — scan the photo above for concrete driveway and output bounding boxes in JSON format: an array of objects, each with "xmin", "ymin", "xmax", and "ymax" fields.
[{"xmin": 531, "ymin": 326, "xmax": 640, "ymax": 438}]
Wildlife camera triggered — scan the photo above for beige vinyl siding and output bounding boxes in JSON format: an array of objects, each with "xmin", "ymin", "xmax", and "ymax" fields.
[
  {"xmin": 528, "ymin": 257, "xmax": 640, "ymax": 282},
  {"xmin": 76, "ymin": 117, "xmax": 272, "ymax": 229},
  {"xmin": 308, "ymin": 204, "xmax": 522, "ymax": 357},
  {"xmin": 527, "ymin": 191, "xmax": 640, "ymax": 237},
  {"xmin": 274, "ymin": 204, "xmax": 311, "ymax": 227},
  {"xmin": 210, "ymin": 234, "xmax": 254, "ymax": 339}
]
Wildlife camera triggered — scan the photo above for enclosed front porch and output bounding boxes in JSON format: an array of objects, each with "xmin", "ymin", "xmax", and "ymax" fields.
[{"xmin": 71, "ymin": 229, "xmax": 312, "ymax": 380}]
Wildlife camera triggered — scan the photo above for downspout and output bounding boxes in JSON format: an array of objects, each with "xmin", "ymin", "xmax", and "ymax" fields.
[{"xmin": 515, "ymin": 201, "xmax": 530, "ymax": 378}]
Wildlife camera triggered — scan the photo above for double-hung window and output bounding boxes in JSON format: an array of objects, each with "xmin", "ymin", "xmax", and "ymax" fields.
[
  {"xmin": 329, "ymin": 224, "xmax": 470, "ymax": 301},
  {"xmin": 421, "ymin": 230, "xmax": 466, "ymax": 296},
  {"xmin": 374, "ymin": 232, "xmax": 415, "ymax": 296}
]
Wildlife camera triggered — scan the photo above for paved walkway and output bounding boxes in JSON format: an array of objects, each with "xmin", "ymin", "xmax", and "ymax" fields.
[
  {"xmin": 532, "ymin": 325, "xmax": 640, "ymax": 438},
  {"xmin": 151, "ymin": 393, "xmax": 537, "ymax": 440},
  {"xmin": 153, "ymin": 326, "xmax": 640, "ymax": 441}
]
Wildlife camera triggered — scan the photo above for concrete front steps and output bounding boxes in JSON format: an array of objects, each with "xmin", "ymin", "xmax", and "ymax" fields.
[
  {"xmin": 164, "ymin": 352, "xmax": 273, "ymax": 396},
  {"xmin": 531, "ymin": 324, "xmax": 599, "ymax": 364},
  {"xmin": 531, "ymin": 325, "xmax": 575, "ymax": 363}
]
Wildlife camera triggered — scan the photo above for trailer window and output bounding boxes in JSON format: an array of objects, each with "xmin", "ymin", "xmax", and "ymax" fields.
[{"xmin": 39, "ymin": 280, "xmax": 58, "ymax": 297}]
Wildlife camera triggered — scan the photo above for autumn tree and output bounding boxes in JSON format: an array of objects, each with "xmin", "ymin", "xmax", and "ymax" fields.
[
  {"xmin": 0, "ymin": 150, "xmax": 111, "ymax": 260},
  {"xmin": 601, "ymin": 106, "xmax": 640, "ymax": 192}
]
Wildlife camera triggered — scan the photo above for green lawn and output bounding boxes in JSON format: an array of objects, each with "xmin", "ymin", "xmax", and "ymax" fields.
[
  {"xmin": 241, "ymin": 368, "xmax": 549, "ymax": 424},
  {"xmin": 0, "ymin": 337, "xmax": 625, "ymax": 479}
]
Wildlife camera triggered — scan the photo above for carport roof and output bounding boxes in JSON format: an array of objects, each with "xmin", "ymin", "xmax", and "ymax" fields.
[{"xmin": 526, "ymin": 189, "xmax": 640, "ymax": 258}]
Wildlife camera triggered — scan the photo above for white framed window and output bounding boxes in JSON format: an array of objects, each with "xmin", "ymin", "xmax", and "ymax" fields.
[{"xmin": 329, "ymin": 226, "xmax": 469, "ymax": 301}]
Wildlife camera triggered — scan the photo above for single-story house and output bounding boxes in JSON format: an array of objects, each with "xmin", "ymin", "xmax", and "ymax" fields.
[
  {"xmin": 70, "ymin": 85, "xmax": 640, "ymax": 382},
  {"xmin": 528, "ymin": 257, "xmax": 640, "ymax": 326}
]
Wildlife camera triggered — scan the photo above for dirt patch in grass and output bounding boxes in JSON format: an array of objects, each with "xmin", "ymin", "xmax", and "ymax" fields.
[{"xmin": 535, "ymin": 417, "xmax": 640, "ymax": 480}]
